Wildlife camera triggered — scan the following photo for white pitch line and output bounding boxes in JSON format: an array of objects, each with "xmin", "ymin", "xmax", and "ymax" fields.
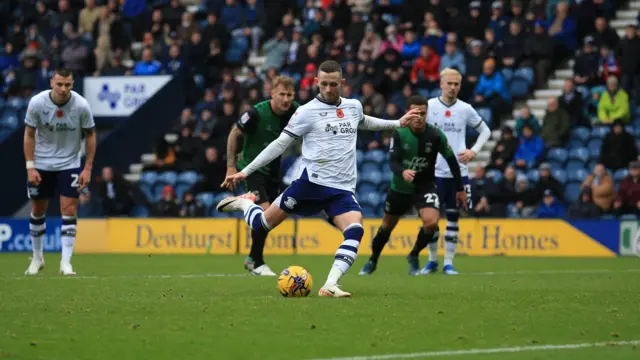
[
  {"xmin": 3, "ymin": 268, "xmax": 640, "ymax": 280},
  {"xmin": 307, "ymin": 340, "xmax": 640, "ymax": 360}
]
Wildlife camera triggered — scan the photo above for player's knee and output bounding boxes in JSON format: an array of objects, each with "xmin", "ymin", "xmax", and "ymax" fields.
[
  {"xmin": 343, "ymin": 223, "xmax": 364, "ymax": 242},
  {"xmin": 422, "ymin": 216, "xmax": 439, "ymax": 231},
  {"xmin": 31, "ymin": 201, "xmax": 47, "ymax": 217},
  {"xmin": 445, "ymin": 209, "xmax": 460, "ymax": 222}
]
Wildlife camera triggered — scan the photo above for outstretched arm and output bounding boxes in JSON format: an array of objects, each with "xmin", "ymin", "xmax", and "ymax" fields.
[{"xmin": 359, "ymin": 109, "xmax": 420, "ymax": 131}]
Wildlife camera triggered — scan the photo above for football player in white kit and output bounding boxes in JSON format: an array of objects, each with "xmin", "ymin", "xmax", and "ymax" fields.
[
  {"xmin": 422, "ymin": 68, "xmax": 491, "ymax": 275},
  {"xmin": 24, "ymin": 68, "xmax": 96, "ymax": 276},
  {"xmin": 216, "ymin": 60, "xmax": 419, "ymax": 297}
]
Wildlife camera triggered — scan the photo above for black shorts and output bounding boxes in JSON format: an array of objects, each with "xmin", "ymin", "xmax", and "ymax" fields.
[
  {"xmin": 244, "ymin": 172, "xmax": 280, "ymax": 205},
  {"xmin": 27, "ymin": 167, "xmax": 81, "ymax": 200},
  {"xmin": 383, "ymin": 187, "xmax": 440, "ymax": 216}
]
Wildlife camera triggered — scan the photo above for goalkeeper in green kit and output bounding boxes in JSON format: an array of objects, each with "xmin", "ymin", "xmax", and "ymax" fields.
[
  {"xmin": 359, "ymin": 95, "xmax": 467, "ymax": 276},
  {"xmin": 225, "ymin": 76, "xmax": 298, "ymax": 276}
]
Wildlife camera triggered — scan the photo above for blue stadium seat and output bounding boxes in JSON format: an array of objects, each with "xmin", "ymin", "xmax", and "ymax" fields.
[
  {"xmin": 509, "ymin": 78, "xmax": 529, "ymax": 98},
  {"xmin": 130, "ymin": 206, "xmax": 150, "ymax": 217},
  {"xmin": 565, "ymin": 160, "xmax": 585, "ymax": 172},
  {"xmin": 547, "ymin": 148, "xmax": 568, "ymax": 164},
  {"xmin": 567, "ymin": 168, "xmax": 588, "ymax": 183},
  {"xmin": 587, "ymin": 139, "xmax": 602, "ymax": 160},
  {"xmin": 514, "ymin": 67, "xmax": 535, "ymax": 85},
  {"xmin": 568, "ymin": 147, "xmax": 589, "ymax": 162},
  {"xmin": 570, "ymin": 127, "xmax": 590, "ymax": 143},
  {"xmin": 564, "ymin": 183, "xmax": 581, "ymax": 202},
  {"xmin": 0, "ymin": 112, "xmax": 19, "ymax": 130},
  {"xmin": 374, "ymin": 204, "xmax": 385, "ymax": 217},
  {"xmin": 501, "ymin": 68, "xmax": 514, "ymax": 83},
  {"xmin": 486, "ymin": 169, "xmax": 503, "ymax": 183},
  {"xmin": 357, "ymin": 183, "xmax": 377, "ymax": 195},
  {"xmin": 356, "ymin": 149, "xmax": 364, "ymax": 165},
  {"xmin": 177, "ymin": 171, "xmax": 199, "ymax": 186},
  {"xmin": 361, "ymin": 205, "xmax": 377, "ymax": 218},
  {"xmin": 360, "ymin": 161, "xmax": 379, "ymax": 174},
  {"xmin": 590, "ymin": 126, "xmax": 610, "ymax": 139},
  {"xmin": 5, "ymin": 96, "xmax": 26, "ymax": 110},
  {"xmin": 430, "ymin": 88, "xmax": 442, "ymax": 98},
  {"xmin": 476, "ymin": 107, "xmax": 492, "ymax": 127},
  {"xmin": 526, "ymin": 169, "xmax": 539, "ymax": 183},
  {"xmin": 360, "ymin": 170, "xmax": 383, "ymax": 185},
  {"xmin": 377, "ymin": 180, "xmax": 390, "ymax": 192},
  {"xmin": 196, "ymin": 192, "xmax": 215, "ymax": 209},
  {"xmin": 156, "ymin": 171, "xmax": 178, "ymax": 187},
  {"xmin": 614, "ymin": 168, "xmax": 629, "ymax": 181},
  {"xmin": 552, "ymin": 169, "xmax": 567, "ymax": 184},
  {"xmin": 567, "ymin": 139, "xmax": 584, "ymax": 149},
  {"xmin": 587, "ymin": 160, "xmax": 598, "ymax": 172},
  {"xmin": 548, "ymin": 160, "xmax": 564, "ymax": 172},
  {"xmin": 625, "ymin": 125, "xmax": 635, "ymax": 135},
  {"xmin": 380, "ymin": 162, "xmax": 391, "ymax": 175},
  {"xmin": 363, "ymin": 149, "xmax": 386, "ymax": 164},
  {"xmin": 174, "ymin": 184, "xmax": 191, "ymax": 200},
  {"xmin": 358, "ymin": 191, "xmax": 381, "ymax": 207},
  {"xmin": 139, "ymin": 172, "xmax": 158, "ymax": 202}
]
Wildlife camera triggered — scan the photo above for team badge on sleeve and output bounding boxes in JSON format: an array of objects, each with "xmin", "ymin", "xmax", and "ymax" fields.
[{"xmin": 240, "ymin": 112, "xmax": 250, "ymax": 125}]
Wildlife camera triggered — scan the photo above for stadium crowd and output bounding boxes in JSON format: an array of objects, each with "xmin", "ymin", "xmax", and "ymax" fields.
[{"xmin": 1, "ymin": 0, "xmax": 639, "ymax": 219}]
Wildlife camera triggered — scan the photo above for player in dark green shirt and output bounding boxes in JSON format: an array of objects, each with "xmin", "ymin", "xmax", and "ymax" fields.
[
  {"xmin": 359, "ymin": 95, "xmax": 467, "ymax": 276},
  {"xmin": 226, "ymin": 76, "xmax": 298, "ymax": 276}
]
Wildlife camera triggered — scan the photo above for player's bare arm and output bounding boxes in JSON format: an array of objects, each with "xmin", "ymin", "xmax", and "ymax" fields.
[
  {"xmin": 24, "ymin": 125, "xmax": 41, "ymax": 186},
  {"xmin": 225, "ymin": 124, "xmax": 244, "ymax": 191},
  {"xmin": 79, "ymin": 127, "xmax": 96, "ymax": 191}
]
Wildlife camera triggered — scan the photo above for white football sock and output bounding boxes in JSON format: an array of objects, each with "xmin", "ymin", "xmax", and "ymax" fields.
[
  {"xmin": 444, "ymin": 241, "xmax": 457, "ymax": 266},
  {"xmin": 428, "ymin": 242, "xmax": 439, "ymax": 262},
  {"xmin": 29, "ymin": 213, "xmax": 46, "ymax": 259},
  {"xmin": 61, "ymin": 216, "xmax": 76, "ymax": 264}
]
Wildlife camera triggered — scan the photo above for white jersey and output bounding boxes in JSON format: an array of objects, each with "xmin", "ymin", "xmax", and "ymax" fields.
[
  {"xmin": 25, "ymin": 90, "xmax": 95, "ymax": 171},
  {"xmin": 283, "ymin": 96, "xmax": 363, "ymax": 193},
  {"xmin": 427, "ymin": 97, "xmax": 483, "ymax": 178}
]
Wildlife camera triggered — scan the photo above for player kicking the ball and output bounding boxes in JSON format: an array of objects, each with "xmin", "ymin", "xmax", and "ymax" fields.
[
  {"xmin": 226, "ymin": 76, "xmax": 298, "ymax": 276},
  {"xmin": 217, "ymin": 60, "xmax": 420, "ymax": 297},
  {"xmin": 359, "ymin": 95, "xmax": 468, "ymax": 276},
  {"xmin": 24, "ymin": 68, "xmax": 96, "ymax": 276}
]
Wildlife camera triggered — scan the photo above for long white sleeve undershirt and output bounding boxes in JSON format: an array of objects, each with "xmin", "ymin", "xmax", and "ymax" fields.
[
  {"xmin": 470, "ymin": 120, "xmax": 491, "ymax": 154},
  {"xmin": 359, "ymin": 115, "xmax": 401, "ymax": 131},
  {"xmin": 240, "ymin": 132, "xmax": 295, "ymax": 177}
]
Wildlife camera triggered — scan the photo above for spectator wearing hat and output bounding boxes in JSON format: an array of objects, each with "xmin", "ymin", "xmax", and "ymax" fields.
[
  {"xmin": 581, "ymin": 163, "xmax": 615, "ymax": 213},
  {"xmin": 488, "ymin": 1, "xmax": 509, "ymax": 41},
  {"xmin": 460, "ymin": 1, "xmax": 488, "ymax": 41},
  {"xmin": 153, "ymin": 185, "xmax": 180, "ymax": 217},
  {"xmin": 535, "ymin": 163, "xmax": 565, "ymax": 204},
  {"xmin": 598, "ymin": 76, "xmax": 630, "ymax": 125},
  {"xmin": 567, "ymin": 188, "xmax": 601, "ymax": 219},
  {"xmin": 614, "ymin": 161, "xmax": 640, "ymax": 216},
  {"xmin": 536, "ymin": 189, "xmax": 566, "ymax": 219},
  {"xmin": 600, "ymin": 120, "xmax": 638, "ymax": 171},
  {"xmin": 489, "ymin": 126, "xmax": 519, "ymax": 171},
  {"xmin": 462, "ymin": 40, "xmax": 485, "ymax": 101}
]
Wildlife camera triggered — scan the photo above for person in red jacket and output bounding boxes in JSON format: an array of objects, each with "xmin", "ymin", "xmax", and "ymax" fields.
[
  {"xmin": 614, "ymin": 160, "xmax": 640, "ymax": 216},
  {"xmin": 410, "ymin": 44, "xmax": 440, "ymax": 90}
]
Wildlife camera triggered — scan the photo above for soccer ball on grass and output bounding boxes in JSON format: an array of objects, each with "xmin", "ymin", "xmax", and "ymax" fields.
[{"xmin": 277, "ymin": 266, "xmax": 312, "ymax": 297}]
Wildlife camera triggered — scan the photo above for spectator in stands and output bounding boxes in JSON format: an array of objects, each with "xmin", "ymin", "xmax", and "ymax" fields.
[
  {"xmin": 481, "ymin": 28, "xmax": 499, "ymax": 60},
  {"xmin": 61, "ymin": 33, "xmax": 91, "ymax": 74},
  {"xmin": 100, "ymin": 55, "xmax": 128, "ymax": 76},
  {"xmin": 619, "ymin": 24, "xmax": 640, "ymax": 104},
  {"xmin": 262, "ymin": 28, "xmax": 289, "ymax": 71},
  {"xmin": 591, "ymin": 16, "xmax": 620, "ymax": 50},
  {"xmin": 79, "ymin": 0, "xmax": 103, "ymax": 39},
  {"xmin": 96, "ymin": 166, "xmax": 134, "ymax": 216},
  {"xmin": 174, "ymin": 125, "xmax": 202, "ymax": 172},
  {"xmin": 558, "ymin": 79, "xmax": 588, "ymax": 128},
  {"xmin": 614, "ymin": 161, "xmax": 640, "ymax": 217},
  {"xmin": 178, "ymin": 191, "xmax": 205, "ymax": 218},
  {"xmin": 473, "ymin": 58, "xmax": 511, "ymax": 125},
  {"xmin": 597, "ymin": 44, "xmax": 620, "ymax": 82},
  {"xmin": 462, "ymin": 40, "xmax": 484, "ymax": 101},
  {"xmin": 493, "ymin": 166, "xmax": 518, "ymax": 215},
  {"xmin": 401, "ymin": 29, "xmax": 421, "ymax": 61},
  {"xmin": 501, "ymin": 20, "xmax": 525, "ymax": 69},
  {"xmin": 459, "ymin": 1, "xmax": 486, "ymax": 41},
  {"xmin": 515, "ymin": 105, "xmax": 540, "ymax": 137},
  {"xmin": 153, "ymin": 185, "xmax": 180, "ymax": 217},
  {"xmin": 488, "ymin": 1, "xmax": 509, "ymax": 42},
  {"xmin": 523, "ymin": 20, "xmax": 554, "ymax": 88},
  {"xmin": 488, "ymin": 125, "xmax": 518, "ymax": 172},
  {"xmin": 600, "ymin": 120, "xmax": 638, "ymax": 171},
  {"xmin": 507, "ymin": 175, "xmax": 538, "ymax": 218},
  {"xmin": 194, "ymin": 147, "xmax": 226, "ymax": 195},
  {"xmin": 410, "ymin": 45, "xmax": 440, "ymax": 90},
  {"xmin": 514, "ymin": 124, "xmax": 544, "ymax": 170},
  {"xmin": 536, "ymin": 189, "xmax": 566, "ymax": 219},
  {"xmin": 581, "ymin": 163, "xmax": 615, "ymax": 213},
  {"xmin": 567, "ymin": 188, "xmax": 601, "ymax": 219},
  {"xmin": 598, "ymin": 76, "xmax": 630, "ymax": 124},
  {"xmin": 573, "ymin": 36, "xmax": 601, "ymax": 89},
  {"xmin": 439, "ymin": 41, "xmax": 465, "ymax": 74},
  {"xmin": 133, "ymin": 48, "xmax": 162, "ymax": 76},
  {"xmin": 202, "ymin": 12, "xmax": 230, "ymax": 52},
  {"xmin": 535, "ymin": 163, "xmax": 565, "ymax": 204},
  {"xmin": 540, "ymin": 97, "xmax": 570, "ymax": 149},
  {"xmin": 147, "ymin": 137, "xmax": 176, "ymax": 173},
  {"xmin": 545, "ymin": 1, "xmax": 578, "ymax": 56},
  {"xmin": 471, "ymin": 165, "xmax": 497, "ymax": 218},
  {"xmin": 360, "ymin": 81, "xmax": 386, "ymax": 117},
  {"xmin": 0, "ymin": 42, "xmax": 19, "ymax": 73}
]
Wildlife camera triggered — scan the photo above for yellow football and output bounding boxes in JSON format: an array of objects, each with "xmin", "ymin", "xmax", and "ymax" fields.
[{"xmin": 277, "ymin": 266, "xmax": 313, "ymax": 297}]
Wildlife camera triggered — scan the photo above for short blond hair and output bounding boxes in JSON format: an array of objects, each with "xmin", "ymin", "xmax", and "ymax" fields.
[
  {"xmin": 271, "ymin": 75, "xmax": 295, "ymax": 90},
  {"xmin": 440, "ymin": 68, "xmax": 462, "ymax": 80}
]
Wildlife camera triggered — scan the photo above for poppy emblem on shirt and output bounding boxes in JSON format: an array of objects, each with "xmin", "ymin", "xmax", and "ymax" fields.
[
  {"xmin": 336, "ymin": 109, "xmax": 344, "ymax": 118},
  {"xmin": 56, "ymin": 109, "xmax": 64, "ymax": 118},
  {"xmin": 445, "ymin": 110, "xmax": 451, "ymax": 118}
]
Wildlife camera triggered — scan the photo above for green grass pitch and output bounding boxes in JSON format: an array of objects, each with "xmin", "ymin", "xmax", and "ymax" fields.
[{"xmin": 1, "ymin": 254, "xmax": 639, "ymax": 360}]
